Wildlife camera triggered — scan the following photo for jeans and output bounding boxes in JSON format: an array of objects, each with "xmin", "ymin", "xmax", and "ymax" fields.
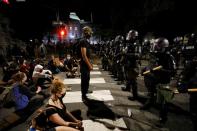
[{"xmin": 80, "ymin": 64, "xmax": 90, "ymax": 98}]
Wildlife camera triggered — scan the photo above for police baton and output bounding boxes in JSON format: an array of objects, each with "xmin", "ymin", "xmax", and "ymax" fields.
[
  {"xmin": 143, "ymin": 66, "xmax": 162, "ymax": 75},
  {"xmin": 174, "ymin": 88, "xmax": 197, "ymax": 94}
]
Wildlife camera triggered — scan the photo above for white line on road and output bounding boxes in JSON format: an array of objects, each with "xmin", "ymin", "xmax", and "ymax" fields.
[
  {"xmin": 63, "ymin": 78, "xmax": 105, "ymax": 85},
  {"xmin": 90, "ymin": 71, "xmax": 102, "ymax": 75},
  {"xmin": 62, "ymin": 90, "xmax": 114, "ymax": 103},
  {"xmin": 93, "ymin": 67, "xmax": 99, "ymax": 70},
  {"xmin": 82, "ymin": 118, "xmax": 127, "ymax": 131}
]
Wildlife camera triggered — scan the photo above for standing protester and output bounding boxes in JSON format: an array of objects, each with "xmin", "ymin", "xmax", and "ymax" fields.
[
  {"xmin": 38, "ymin": 42, "xmax": 47, "ymax": 59},
  {"xmin": 79, "ymin": 26, "xmax": 93, "ymax": 102},
  {"xmin": 177, "ymin": 53, "xmax": 197, "ymax": 130}
]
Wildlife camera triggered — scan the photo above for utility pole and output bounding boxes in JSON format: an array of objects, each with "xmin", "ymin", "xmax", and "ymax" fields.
[
  {"xmin": 91, "ymin": 12, "xmax": 93, "ymax": 23},
  {"xmin": 56, "ymin": 0, "xmax": 60, "ymax": 22},
  {"xmin": 56, "ymin": 11, "xmax": 60, "ymax": 22}
]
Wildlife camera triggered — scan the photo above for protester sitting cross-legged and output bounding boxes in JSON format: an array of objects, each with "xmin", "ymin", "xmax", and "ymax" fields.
[
  {"xmin": 32, "ymin": 64, "xmax": 53, "ymax": 93},
  {"xmin": 30, "ymin": 79, "xmax": 83, "ymax": 131},
  {"xmin": 48, "ymin": 55, "xmax": 62, "ymax": 74},
  {"xmin": 64, "ymin": 54, "xmax": 77, "ymax": 78}
]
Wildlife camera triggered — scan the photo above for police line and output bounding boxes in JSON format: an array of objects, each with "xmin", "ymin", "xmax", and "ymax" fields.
[{"xmin": 142, "ymin": 66, "xmax": 197, "ymax": 93}]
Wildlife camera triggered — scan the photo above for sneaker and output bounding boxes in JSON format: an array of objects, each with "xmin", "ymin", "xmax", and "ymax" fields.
[{"xmin": 87, "ymin": 90, "xmax": 93, "ymax": 93}]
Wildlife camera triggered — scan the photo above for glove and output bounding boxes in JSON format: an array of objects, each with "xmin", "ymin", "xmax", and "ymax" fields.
[
  {"xmin": 177, "ymin": 82, "xmax": 188, "ymax": 93},
  {"xmin": 150, "ymin": 68, "xmax": 154, "ymax": 73}
]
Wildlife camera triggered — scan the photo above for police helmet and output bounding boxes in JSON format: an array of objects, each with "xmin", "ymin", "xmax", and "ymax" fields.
[
  {"xmin": 153, "ymin": 37, "xmax": 169, "ymax": 52},
  {"xmin": 126, "ymin": 30, "xmax": 138, "ymax": 41},
  {"xmin": 173, "ymin": 36, "xmax": 183, "ymax": 44},
  {"xmin": 115, "ymin": 35, "xmax": 124, "ymax": 43}
]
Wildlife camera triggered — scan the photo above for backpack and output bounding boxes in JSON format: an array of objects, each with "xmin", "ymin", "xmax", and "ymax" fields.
[
  {"xmin": 29, "ymin": 106, "xmax": 55, "ymax": 130},
  {"xmin": 1, "ymin": 86, "xmax": 15, "ymax": 108}
]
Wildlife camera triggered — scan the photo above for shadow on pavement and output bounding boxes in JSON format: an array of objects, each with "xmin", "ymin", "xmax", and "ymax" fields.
[
  {"xmin": 83, "ymin": 98, "xmax": 129, "ymax": 130},
  {"xmin": 84, "ymin": 99, "xmax": 116, "ymax": 120}
]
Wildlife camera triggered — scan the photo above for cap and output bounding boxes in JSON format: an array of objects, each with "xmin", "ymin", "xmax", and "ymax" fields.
[{"xmin": 34, "ymin": 64, "xmax": 43, "ymax": 71}]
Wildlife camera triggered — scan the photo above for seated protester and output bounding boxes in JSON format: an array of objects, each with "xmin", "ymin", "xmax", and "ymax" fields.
[
  {"xmin": 2, "ymin": 62, "xmax": 10, "ymax": 81},
  {"xmin": 19, "ymin": 59, "xmax": 31, "ymax": 81},
  {"xmin": 28, "ymin": 59, "xmax": 39, "ymax": 81},
  {"xmin": 2, "ymin": 61, "xmax": 19, "ymax": 82},
  {"xmin": 64, "ymin": 55, "xmax": 76, "ymax": 78},
  {"xmin": 32, "ymin": 64, "xmax": 53, "ymax": 93},
  {"xmin": 10, "ymin": 72, "xmax": 29, "ymax": 110},
  {"xmin": 72, "ymin": 57, "xmax": 81, "ymax": 77},
  {"xmin": 8, "ymin": 72, "xmax": 45, "ymax": 119},
  {"xmin": 54, "ymin": 57, "xmax": 65, "ymax": 72},
  {"xmin": 30, "ymin": 79, "xmax": 83, "ymax": 131},
  {"xmin": 48, "ymin": 55, "xmax": 61, "ymax": 74},
  {"xmin": 11, "ymin": 72, "xmax": 48, "ymax": 100}
]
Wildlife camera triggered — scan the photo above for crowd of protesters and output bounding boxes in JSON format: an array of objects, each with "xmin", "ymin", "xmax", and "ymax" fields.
[{"xmin": 0, "ymin": 39, "xmax": 83, "ymax": 124}]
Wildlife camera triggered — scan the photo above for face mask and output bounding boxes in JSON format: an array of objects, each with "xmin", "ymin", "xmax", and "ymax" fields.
[
  {"xmin": 58, "ymin": 93, "xmax": 66, "ymax": 99},
  {"xmin": 23, "ymin": 60, "xmax": 27, "ymax": 65},
  {"xmin": 39, "ymin": 69, "xmax": 43, "ymax": 73},
  {"xmin": 67, "ymin": 57, "xmax": 71, "ymax": 60}
]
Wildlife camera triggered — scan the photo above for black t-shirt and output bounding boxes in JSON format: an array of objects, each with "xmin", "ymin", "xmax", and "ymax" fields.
[
  {"xmin": 79, "ymin": 38, "xmax": 91, "ymax": 68},
  {"xmin": 64, "ymin": 59, "xmax": 73, "ymax": 70},
  {"xmin": 80, "ymin": 38, "xmax": 91, "ymax": 59},
  {"xmin": 45, "ymin": 99, "xmax": 69, "ymax": 128}
]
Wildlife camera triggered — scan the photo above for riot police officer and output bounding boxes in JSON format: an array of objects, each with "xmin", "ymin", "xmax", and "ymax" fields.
[
  {"xmin": 141, "ymin": 38, "xmax": 176, "ymax": 110},
  {"xmin": 177, "ymin": 50, "xmax": 197, "ymax": 131},
  {"xmin": 182, "ymin": 33, "xmax": 197, "ymax": 66},
  {"xmin": 171, "ymin": 36, "xmax": 183, "ymax": 68},
  {"xmin": 121, "ymin": 30, "xmax": 140, "ymax": 101},
  {"xmin": 114, "ymin": 35, "xmax": 125, "ymax": 83}
]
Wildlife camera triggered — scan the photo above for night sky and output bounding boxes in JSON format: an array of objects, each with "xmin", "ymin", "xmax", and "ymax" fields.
[{"xmin": 1, "ymin": 0, "xmax": 197, "ymax": 40}]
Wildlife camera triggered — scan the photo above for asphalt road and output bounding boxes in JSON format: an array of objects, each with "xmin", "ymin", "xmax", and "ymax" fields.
[{"xmin": 1, "ymin": 62, "xmax": 193, "ymax": 131}]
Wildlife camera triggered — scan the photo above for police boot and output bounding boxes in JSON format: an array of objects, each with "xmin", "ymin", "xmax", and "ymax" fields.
[
  {"xmin": 140, "ymin": 93, "xmax": 154, "ymax": 110},
  {"xmin": 155, "ymin": 117, "xmax": 167, "ymax": 127},
  {"xmin": 128, "ymin": 85, "xmax": 138, "ymax": 101},
  {"xmin": 122, "ymin": 82, "xmax": 131, "ymax": 91},
  {"xmin": 121, "ymin": 87, "xmax": 130, "ymax": 91},
  {"xmin": 140, "ymin": 100, "xmax": 152, "ymax": 110},
  {"xmin": 128, "ymin": 96, "xmax": 138, "ymax": 101}
]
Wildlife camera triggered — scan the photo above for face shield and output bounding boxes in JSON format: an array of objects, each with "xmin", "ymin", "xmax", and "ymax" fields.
[
  {"xmin": 153, "ymin": 38, "xmax": 169, "ymax": 53},
  {"xmin": 67, "ymin": 55, "xmax": 71, "ymax": 60}
]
